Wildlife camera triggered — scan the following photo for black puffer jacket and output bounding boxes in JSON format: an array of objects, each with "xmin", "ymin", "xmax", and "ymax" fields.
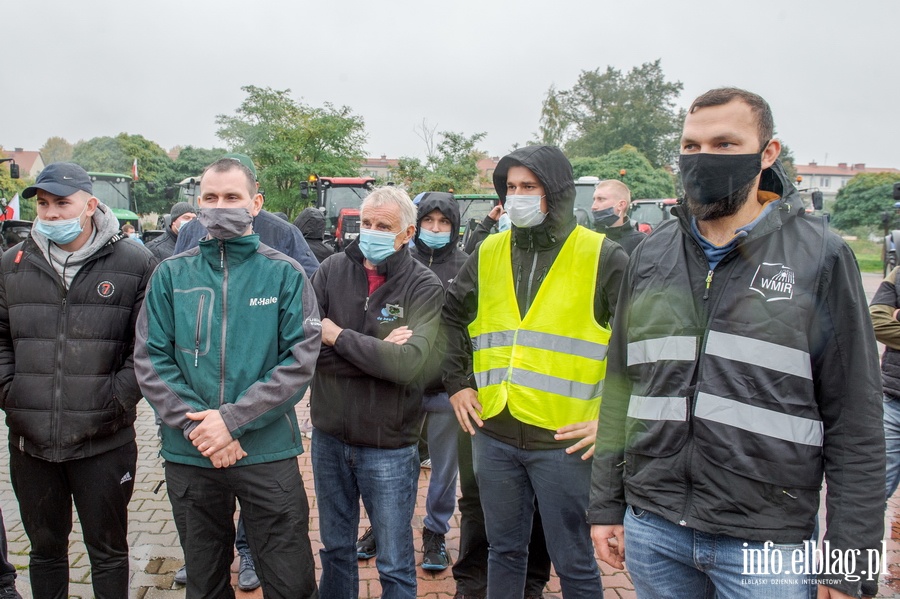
[
  {"xmin": 294, "ymin": 207, "xmax": 334, "ymax": 264},
  {"xmin": 0, "ymin": 221, "xmax": 156, "ymax": 462},
  {"xmin": 410, "ymin": 192, "xmax": 468, "ymax": 396},
  {"xmin": 443, "ymin": 145, "xmax": 628, "ymax": 448}
]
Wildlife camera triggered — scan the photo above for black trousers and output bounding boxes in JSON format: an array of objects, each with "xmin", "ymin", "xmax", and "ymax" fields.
[
  {"xmin": 0, "ymin": 508, "xmax": 17, "ymax": 587},
  {"xmin": 452, "ymin": 429, "xmax": 551, "ymax": 597},
  {"xmin": 10, "ymin": 441, "xmax": 137, "ymax": 599},
  {"xmin": 166, "ymin": 458, "xmax": 318, "ymax": 599}
]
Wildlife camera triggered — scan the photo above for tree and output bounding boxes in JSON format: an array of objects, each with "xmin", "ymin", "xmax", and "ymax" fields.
[
  {"xmin": 72, "ymin": 133, "xmax": 175, "ymax": 214},
  {"xmin": 778, "ymin": 142, "xmax": 798, "ymax": 184},
  {"xmin": 392, "ymin": 131, "xmax": 488, "ymax": 196},
  {"xmin": 216, "ymin": 85, "xmax": 367, "ymax": 217},
  {"xmin": 40, "ymin": 136, "xmax": 74, "ymax": 164},
  {"xmin": 570, "ymin": 145, "xmax": 676, "ymax": 200},
  {"xmin": 830, "ymin": 172, "xmax": 900, "ymax": 231},
  {"xmin": 171, "ymin": 145, "xmax": 228, "ymax": 181},
  {"xmin": 540, "ymin": 60, "xmax": 685, "ymax": 168}
]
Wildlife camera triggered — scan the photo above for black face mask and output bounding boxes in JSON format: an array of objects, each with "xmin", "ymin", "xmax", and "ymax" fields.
[
  {"xmin": 679, "ymin": 148, "xmax": 765, "ymax": 206},
  {"xmin": 592, "ymin": 207, "xmax": 618, "ymax": 228}
]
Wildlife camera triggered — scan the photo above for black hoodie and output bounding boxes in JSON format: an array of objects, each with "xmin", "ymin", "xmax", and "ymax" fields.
[
  {"xmin": 442, "ymin": 145, "xmax": 628, "ymax": 448},
  {"xmin": 410, "ymin": 192, "xmax": 468, "ymax": 396},
  {"xmin": 294, "ymin": 207, "xmax": 334, "ymax": 263}
]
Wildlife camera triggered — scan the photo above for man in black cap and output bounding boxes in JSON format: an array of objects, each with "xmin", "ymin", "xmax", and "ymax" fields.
[
  {"xmin": 0, "ymin": 162, "xmax": 156, "ymax": 598},
  {"xmin": 145, "ymin": 201, "xmax": 196, "ymax": 261}
]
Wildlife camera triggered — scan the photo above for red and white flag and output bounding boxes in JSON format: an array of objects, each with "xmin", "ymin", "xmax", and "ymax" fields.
[
  {"xmin": 4, "ymin": 193, "xmax": 19, "ymax": 221},
  {"xmin": 132, "ymin": 158, "xmax": 139, "ymax": 181}
]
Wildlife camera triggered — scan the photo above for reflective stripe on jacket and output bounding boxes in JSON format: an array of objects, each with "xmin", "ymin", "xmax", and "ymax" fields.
[{"xmin": 469, "ymin": 227, "xmax": 610, "ymax": 430}]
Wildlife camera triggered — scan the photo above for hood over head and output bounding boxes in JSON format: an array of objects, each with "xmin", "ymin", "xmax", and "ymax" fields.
[
  {"xmin": 294, "ymin": 207, "xmax": 327, "ymax": 239},
  {"xmin": 759, "ymin": 157, "xmax": 803, "ymax": 213},
  {"xmin": 493, "ymin": 145, "xmax": 576, "ymax": 245},
  {"xmin": 413, "ymin": 192, "xmax": 461, "ymax": 247}
]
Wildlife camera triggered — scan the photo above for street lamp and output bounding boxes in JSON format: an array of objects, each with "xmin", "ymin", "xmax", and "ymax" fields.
[{"xmin": 0, "ymin": 158, "xmax": 18, "ymax": 179}]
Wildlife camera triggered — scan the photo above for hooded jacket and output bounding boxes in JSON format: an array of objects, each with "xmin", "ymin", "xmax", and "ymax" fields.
[
  {"xmin": 410, "ymin": 192, "xmax": 468, "ymax": 397},
  {"xmin": 135, "ymin": 234, "xmax": 321, "ymax": 467},
  {"xmin": 310, "ymin": 238, "xmax": 444, "ymax": 448},
  {"xmin": 0, "ymin": 204, "xmax": 156, "ymax": 461},
  {"xmin": 145, "ymin": 226, "xmax": 177, "ymax": 261},
  {"xmin": 294, "ymin": 207, "xmax": 334, "ymax": 264},
  {"xmin": 442, "ymin": 145, "xmax": 628, "ymax": 449},
  {"xmin": 588, "ymin": 160, "xmax": 884, "ymax": 598}
]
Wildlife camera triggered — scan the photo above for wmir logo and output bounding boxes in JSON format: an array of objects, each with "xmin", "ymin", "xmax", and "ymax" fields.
[
  {"xmin": 249, "ymin": 296, "xmax": 278, "ymax": 307},
  {"xmin": 749, "ymin": 263, "xmax": 795, "ymax": 302}
]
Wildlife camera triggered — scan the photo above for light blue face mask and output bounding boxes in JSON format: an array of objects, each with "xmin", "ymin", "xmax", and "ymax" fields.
[
  {"xmin": 418, "ymin": 228, "xmax": 451, "ymax": 250},
  {"xmin": 497, "ymin": 213, "xmax": 511, "ymax": 232},
  {"xmin": 35, "ymin": 200, "xmax": 89, "ymax": 245},
  {"xmin": 359, "ymin": 228, "xmax": 400, "ymax": 264}
]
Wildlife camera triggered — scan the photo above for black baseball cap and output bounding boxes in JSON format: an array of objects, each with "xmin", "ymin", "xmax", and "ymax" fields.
[{"xmin": 22, "ymin": 162, "xmax": 93, "ymax": 199}]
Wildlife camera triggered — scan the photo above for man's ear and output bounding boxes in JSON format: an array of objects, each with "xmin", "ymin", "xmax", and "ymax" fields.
[
  {"xmin": 761, "ymin": 139, "xmax": 782, "ymax": 170},
  {"xmin": 249, "ymin": 193, "xmax": 264, "ymax": 217},
  {"xmin": 86, "ymin": 196, "xmax": 99, "ymax": 216}
]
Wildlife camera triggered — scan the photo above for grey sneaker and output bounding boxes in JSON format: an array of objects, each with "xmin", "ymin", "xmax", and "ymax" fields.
[
  {"xmin": 421, "ymin": 526, "xmax": 449, "ymax": 570},
  {"xmin": 173, "ymin": 565, "xmax": 187, "ymax": 585},
  {"xmin": 237, "ymin": 553, "xmax": 260, "ymax": 591}
]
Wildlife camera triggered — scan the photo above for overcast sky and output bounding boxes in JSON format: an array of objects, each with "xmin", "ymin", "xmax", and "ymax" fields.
[{"xmin": 3, "ymin": 0, "xmax": 898, "ymax": 169}]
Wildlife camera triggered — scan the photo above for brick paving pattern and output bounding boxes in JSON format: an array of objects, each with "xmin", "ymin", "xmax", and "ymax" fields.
[{"xmin": 0, "ymin": 272, "xmax": 896, "ymax": 598}]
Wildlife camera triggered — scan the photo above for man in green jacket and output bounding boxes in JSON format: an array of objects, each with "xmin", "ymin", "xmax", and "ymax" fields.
[{"xmin": 135, "ymin": 158, "xmax": 322, "ymax": 599}]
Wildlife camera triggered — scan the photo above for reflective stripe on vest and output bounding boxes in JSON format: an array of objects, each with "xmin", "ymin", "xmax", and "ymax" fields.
[
  {"xmin": 705, "ymin": 330, "xmax": 812, "ymax": 380},
  {"xmin": 627, "ymin": 336, "xmax": 697, "ymax": 365},
  {"xmin": 695, "ymin": 392, "xmax": 824, "ymax": 447},
  {"xmin": 468, "ymin": 227, "xmax": 610, "ymax": 430},
  {"xmin": 627, "ymin": 395, "xmax": 687, "ymax": 421}
]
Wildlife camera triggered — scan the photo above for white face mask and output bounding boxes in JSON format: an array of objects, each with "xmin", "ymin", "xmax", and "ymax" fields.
[{"xmin": 505, "ymin": 195, "xmax": 547, "ymax": 229}]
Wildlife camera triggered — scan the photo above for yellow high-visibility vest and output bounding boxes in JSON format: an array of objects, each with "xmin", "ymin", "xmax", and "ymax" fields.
[{"xmin": 469, "ymin": 227, "xmax": 610, "ymax": 430}]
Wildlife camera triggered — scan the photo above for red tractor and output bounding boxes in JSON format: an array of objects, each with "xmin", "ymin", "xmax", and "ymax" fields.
[{"xmin": 301, "ymin": 176, "xmax": 375, "ymax": 251}]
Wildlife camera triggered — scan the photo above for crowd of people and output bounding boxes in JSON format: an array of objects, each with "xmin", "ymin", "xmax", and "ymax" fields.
[{"xmin": 0, "ymin": 86, "xmax": 891, "ymax": 599}]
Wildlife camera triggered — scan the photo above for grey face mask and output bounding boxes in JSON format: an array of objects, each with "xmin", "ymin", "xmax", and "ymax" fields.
[{"xmin": 198, "ymin": 207, "xmax": 253, "ymax": 240}]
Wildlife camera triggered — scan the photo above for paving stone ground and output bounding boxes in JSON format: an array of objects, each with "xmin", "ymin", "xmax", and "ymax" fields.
[{"xmin": 1, "ymin": 272, "xmax": 897, "ymax": 598}]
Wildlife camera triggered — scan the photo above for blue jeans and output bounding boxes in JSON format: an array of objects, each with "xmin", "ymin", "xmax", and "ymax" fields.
[
  {"xmin": 312, "ymin": 430, "xmax": 419, "ymax": 599},
  {"xmin": 423, "ymin": 405, "xmax": 460, "ymax": 535},
  {"xmin": 885, "ymin": 394, "xmax": 900, "ymax": 501},
  {"xmin": 472, "ymin": 430, "xmax": 601, "ymax": 599},
  {"xmin": 624, "ymin": 506, "xmax": 811, "ymax": 599}
]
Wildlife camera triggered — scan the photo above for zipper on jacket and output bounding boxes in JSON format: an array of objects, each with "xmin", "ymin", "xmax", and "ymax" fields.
[
  {"xmin": 364, "ymin": 295, "xmax": 369, "ymax": 311},
  {"xmin": 51, "ymin": 296, "xmax": 68, "ymax": 461},
  {"xmin": 702, "ymin": 269, "xmax": 714, "ymax": 300},
  {"xmin": 524, "ymin": 252, "xmax": 539, "ymax": 314},
  {"xmin": 219, "ymin": 242, "xmax": 228, "ymax": 407},
  {"xmin": 194, "ymin": 294, "xmax": 206, "ymax": 367}
]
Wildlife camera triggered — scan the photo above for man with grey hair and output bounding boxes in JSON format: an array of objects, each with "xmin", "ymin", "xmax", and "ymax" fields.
[
  {"xmin": 590, "ymin": 179, "xmax": 646, "ymax": 255},
  {"xmin": 310, "ymin": 186, "xmax": 444, "ymax": 599}
]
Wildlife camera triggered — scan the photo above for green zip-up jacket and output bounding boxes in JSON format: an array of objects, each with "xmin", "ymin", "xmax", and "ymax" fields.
[{"xmin": 135, "ymin": 234, "xmax": 322, "ymax": 467}]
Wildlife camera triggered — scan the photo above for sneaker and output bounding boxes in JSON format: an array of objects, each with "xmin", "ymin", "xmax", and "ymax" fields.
[
  {"xmin": 173, "ymin": 565, "xmax": 187, "ymax": 585},
  {"xmin": 421, "ymin": 526, "xmax": 449, "ymax": 570},
  {"xmin": 420, "ymin": 458, "xmax": 432, "ymax": 469},
  {"xmin": 238, "ymin": 553, "xmax": 261, "ymax": 591},
  {"xmin": 357, "ymin": 526, "xmax": 377, "ymax": 559},
  {"xmin": 0, "ymin": 585, "xmax": 22, "ymax": 599}
]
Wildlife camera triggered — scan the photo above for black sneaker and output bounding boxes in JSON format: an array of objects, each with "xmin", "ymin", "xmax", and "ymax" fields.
[
  {"xmin": 357, "ymin": 526, "xmax": 377, "ymax": 559},
  {"xmin": 0, "ymin": 585, "xmax": 22, "ymax": 599},
  {"xmin": 173, "ymin": 565, "xmax": 187, "ymax": 585},
  {"xmin": 421, "ymin": 526, "xmax": 449, "ymax": 570}
]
